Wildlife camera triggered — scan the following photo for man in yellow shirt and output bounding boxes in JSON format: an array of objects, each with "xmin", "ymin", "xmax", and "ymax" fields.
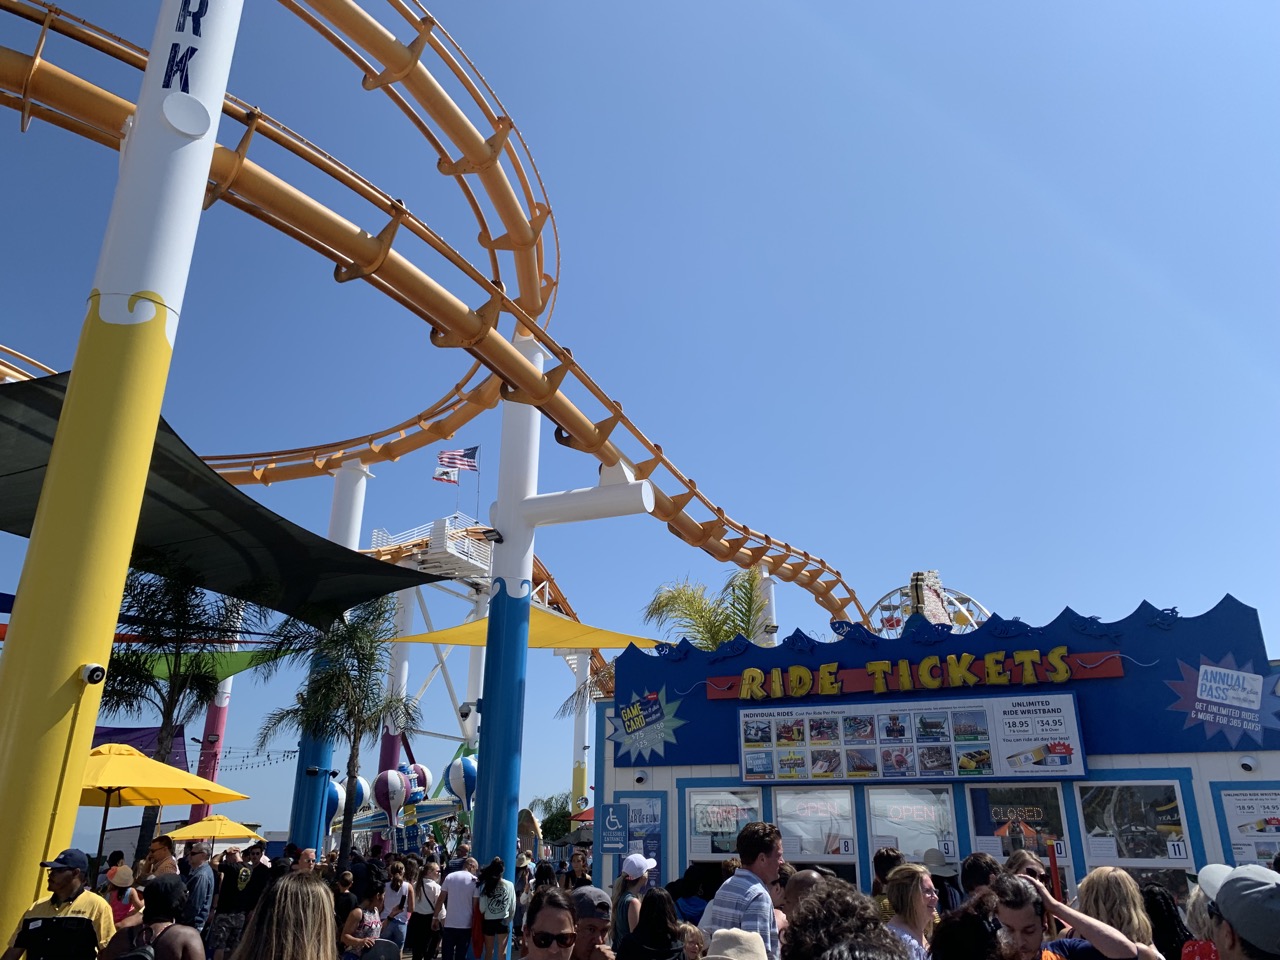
[{"xmin": 1, "ymin": 848, "xmax": 115, "ymax": 959}]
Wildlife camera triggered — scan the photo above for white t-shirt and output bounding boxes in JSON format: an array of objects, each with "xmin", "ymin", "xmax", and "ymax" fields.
[
  {"xmin": 382, "ymin": 879, "xmax": 411, "ymax": 921},
  {"xmin": 440, "ymin": 870, "xmax": 477, "ymax": 929},
  {"xmin": 414, "ymin": 879, "xmax": 442, "ymax": 916}
]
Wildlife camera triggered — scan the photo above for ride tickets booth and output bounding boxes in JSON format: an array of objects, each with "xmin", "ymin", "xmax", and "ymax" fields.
[{"xmin": 593, "ymin": 596, "xmax": 1280, "ymax": 900}]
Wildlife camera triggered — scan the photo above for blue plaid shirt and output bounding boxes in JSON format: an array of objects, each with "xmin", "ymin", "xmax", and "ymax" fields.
[{"xmin": 697, "ymin": 869, "xmax": 778, "ymax": 960}]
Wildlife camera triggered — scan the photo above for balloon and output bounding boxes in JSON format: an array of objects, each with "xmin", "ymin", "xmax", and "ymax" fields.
[
  {"xmin": 341, "ymin": 775, "xmax": 369, "ymax": 812},
  {"xmin": 445, "ymin": 755, "xmax": 478, "ymax": 812},
  {"xmin": 374, "ymin": 769, "xmax": 410, "ymax": 829},
  {"xmin": 325, "ymin": 779, "xmax": 346, "ymax": 828},
  {"xmin": 409, "ymin": 763, "xmax": 432, "ymax": 802}
]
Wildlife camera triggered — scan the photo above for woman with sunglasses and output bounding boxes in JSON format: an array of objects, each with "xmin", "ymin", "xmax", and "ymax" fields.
[
  {"xmin": 1004, "ymin": 850, "xmax": 1061, "ymax": 937},
  {"xmin": 524, "ymin": 889, "xmax": 578, "ymax": 960},
  {"xmin": 884, "ymin": 864, "xmax": 937, "ymax": 960}
]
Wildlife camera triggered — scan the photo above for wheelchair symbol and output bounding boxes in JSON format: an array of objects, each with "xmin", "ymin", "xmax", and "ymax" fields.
[{"xmin": 605, "ymin": 809, "xmax": 624, "ymax": 831}]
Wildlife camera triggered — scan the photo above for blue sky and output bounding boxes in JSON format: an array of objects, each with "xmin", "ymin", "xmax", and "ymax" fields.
[{"xmin": 2, "ymin": 2, "xmax": 1278, "ymax": 849}]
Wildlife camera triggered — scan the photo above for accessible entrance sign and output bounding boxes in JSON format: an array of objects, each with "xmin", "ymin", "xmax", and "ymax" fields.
[{"xmin": 601, "ymin": 803, "xmax": 630, "ymax": 854}]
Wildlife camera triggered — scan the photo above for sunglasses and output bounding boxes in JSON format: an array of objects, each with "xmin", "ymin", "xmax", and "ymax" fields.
[
  {"xmin": 530, "ymin": 932, "xmax": 577, "ymax": 949},
  {"xmin": 1206, "ymin": 899, "xmax": 1222, "ymax": 923},
  {"xmin": 1022, "ymin": 869, "xmax": 1047, "ymax": 881}
]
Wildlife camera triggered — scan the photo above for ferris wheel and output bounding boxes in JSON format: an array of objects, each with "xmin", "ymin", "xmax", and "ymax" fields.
[{"xmin": 869, "ymin": 570, "xmax": 992, "ymax": 639}]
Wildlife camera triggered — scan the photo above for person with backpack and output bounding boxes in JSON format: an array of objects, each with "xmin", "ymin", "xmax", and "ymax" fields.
[{"xmin": 101, "ymin": 874, "xmax": 204, "ymax": 960}]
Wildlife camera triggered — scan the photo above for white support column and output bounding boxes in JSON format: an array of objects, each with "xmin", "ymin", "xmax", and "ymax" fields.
[
  {"xmin": 463, "ymin": 587, "xmax": 488, "ymax": 746},
  {"xmin": 571, "ymin": 653, "xmax": 591, "ymax": 812},
  {"xmin": 757, "ymin": 564, "xmax": 779, "ymax": 646},
  {"xmin": 288, "ymin": 458, "xmax": 373, "ymax": 848},
  {"xmin": 473, "ymin": 333, "xmax": 653, "ymax": 885}
]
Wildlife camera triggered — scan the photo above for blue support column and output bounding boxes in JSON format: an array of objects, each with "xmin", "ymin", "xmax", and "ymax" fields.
[
  {"xmin": 288, "ymin": 460, "xmax": 372, "ymax": 850},
  {"xmin": 473, "ymin": 335, "xmax": 542, "ymax": 875},
  {"xmin": 470, "ymin": 336, "xmax": 652, "ymax": 893}
]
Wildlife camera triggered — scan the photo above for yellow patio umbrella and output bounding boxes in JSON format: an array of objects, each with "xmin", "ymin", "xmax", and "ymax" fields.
[
  {"xmin": 82, "ymin": 743, "xmax": 249, "ymax": 864},
  {"xmin": 167, "ymin": 814, "xmax": 264, "ymax": 843}
]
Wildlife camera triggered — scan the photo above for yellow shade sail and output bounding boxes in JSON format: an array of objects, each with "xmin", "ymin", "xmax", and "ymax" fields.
[
  {"xmin": 167, "ymin": 815, "xmax": 264, "ymax": 842},
  {"xmin": 393, "ymin": 605, "xmax": 657, "ymax": 650},
  {"xmin": 81, "ymin": 743, "xmax": 249, "ymax": 808}
]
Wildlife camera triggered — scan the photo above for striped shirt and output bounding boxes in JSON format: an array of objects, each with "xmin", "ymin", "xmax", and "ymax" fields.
[{"xmin": 697, "ymin": 869, "xmax": 778, "ymax": 960}]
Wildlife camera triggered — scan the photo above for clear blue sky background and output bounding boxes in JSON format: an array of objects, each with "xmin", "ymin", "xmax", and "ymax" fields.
[{"xmin": 2, "ymin": 2, "xmax": 1278, "ymax": 850}]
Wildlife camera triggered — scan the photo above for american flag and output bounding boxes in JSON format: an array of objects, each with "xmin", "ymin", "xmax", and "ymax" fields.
[
  {"xmin": 433, "ymin": 467, "xmax": 459, "ymax": 485},
  {"xmin": 437, "ymin": 446, "xmax": 479, "ymax": 471}
]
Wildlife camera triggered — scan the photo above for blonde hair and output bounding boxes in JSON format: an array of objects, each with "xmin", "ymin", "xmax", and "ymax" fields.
[
  {"xmin": 677, "ymin": 921, "xmax": 706, "ymax": 957},
  {"xmin": 612, "ymin": 870, "xmax": 647, "ymax": 903},
  {"xmin": 1077, "ymin": 867, "xmax": 1153, "ymax": 946},
  {"xmin": 885, "ymin": 863, "xmax": 931, "ymax": 931},
  {"xmin": 1184, "ymin": 884, "xmax": 1211, "ymax": 940},
  {"xmin": 228, "ymin": 873, "xmax": 336, "ymax": 960}
]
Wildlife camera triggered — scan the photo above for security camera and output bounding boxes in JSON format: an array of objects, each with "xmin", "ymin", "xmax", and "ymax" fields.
[
  {"xmin": 1241, "ymin": 755, "xmax": 1257, "ymax": 773},
  {"xmin": 634, "ymin": 771, "xmax": 647, "ymax": 785},
  {"xmin": 80, "ymin": 663, "xmax": 107, "ymax": 685},
  {"xmin": 459, "ymin": 703, "xmax": 472, "ymax": 720}
]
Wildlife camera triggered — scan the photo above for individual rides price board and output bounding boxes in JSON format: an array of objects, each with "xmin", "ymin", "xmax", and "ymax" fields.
[{"xmin": 739, "ymin": 693, "xmax": 1085, "ymax": 784}]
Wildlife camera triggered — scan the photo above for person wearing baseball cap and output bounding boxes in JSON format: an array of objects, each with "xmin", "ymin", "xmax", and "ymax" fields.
[
  {"xmin": 570, "ymin": 886, "xmax": 616, "ymax": 960},
  {"xmin": 1210, "ymin": 864, "xmax": 1280, "ymax": 960},
  {"xmin": 1, "ymin": 848, "xmax": 115, "ymax": 960},
  {"xmin": 614, "ymin": 855, "xmax": 657, "ymax": 949}
]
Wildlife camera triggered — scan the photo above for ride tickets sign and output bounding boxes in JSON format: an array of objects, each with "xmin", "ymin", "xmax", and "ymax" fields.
[
  {"xmin": 737, "ymin": 693, "xmax": 1085, "ymax": 784},
  {"xmin": 613, "ymin": 597, "xmax": 1280, "ymax": 767}
]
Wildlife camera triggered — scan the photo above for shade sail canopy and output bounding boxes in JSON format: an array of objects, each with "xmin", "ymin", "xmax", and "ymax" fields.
[
  {"xmin": 81, "ymin": 743, "xmax": 248, "ymax": 808},
  {"xmin": 0, "ymin": 374, "xmax": 444, "ymax": 626},
  {"xmin": 394, "ymin": 605, "xmax": 657, "ymax": 649},
  {"xmin": 167, "ymin": 814, "xmax": 264, "ymax": 842}
]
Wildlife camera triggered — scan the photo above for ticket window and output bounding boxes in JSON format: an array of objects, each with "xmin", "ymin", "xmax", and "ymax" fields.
[
  {"xmin": 866, "ymin": 785, "xmax": 961, "ymax": 877},
  {"xmin": 1073, "ymin": 780, "xmax": 1194, "ymax": 901},
  {"xmin": 686, "ymin": 787, "xmax": 763, "ymax": 862},
  {"xmin": 966, "ymin": 783, "xmax": 1076, "ymax": 899},
  {"xmin": 774, "ymin": 786, "xmax": 857, "ymax": 885}
]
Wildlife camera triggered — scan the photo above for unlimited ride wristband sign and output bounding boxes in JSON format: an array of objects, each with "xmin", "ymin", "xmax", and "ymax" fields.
[{"xmin": 739, "ymin": 693, "xmax": 1085, "ymax": 784}]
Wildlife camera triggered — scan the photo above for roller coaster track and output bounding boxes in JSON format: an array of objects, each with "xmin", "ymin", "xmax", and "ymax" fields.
[{"xmin": 0, "ymin": 0, "xmax": 871, "ymax": 626}]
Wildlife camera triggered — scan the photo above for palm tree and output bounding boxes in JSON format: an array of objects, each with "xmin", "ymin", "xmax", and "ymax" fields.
[
  {"xmin": 642, "ymin": 567, "xmax": 769, "ymax": 650},
  {"xmin": 555, "ymin": 567, "xmax": 769, "ymax": 718},
  {"xmin": 101, "ymin": 561, "xmax": 266, "ymax": 862},
  {"xmin": 251, "ymin": 594, "xmax": 421, "ymax": 871},
  {"xmin": 528, "ymin": 791, "xmax": 573, "ymax": 847}
]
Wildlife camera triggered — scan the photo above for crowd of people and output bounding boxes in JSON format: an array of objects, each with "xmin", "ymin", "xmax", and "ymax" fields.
[{"xmin": 3, "ymin": 825, "xmax": 1277, "ymax": 960}]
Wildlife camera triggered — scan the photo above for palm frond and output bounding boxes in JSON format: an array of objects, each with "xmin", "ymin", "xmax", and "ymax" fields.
[
  {"xmin": 554, "ymin": 658, "xmax": 615, "ymax": 719},
  {"xmin": 720, "ymin": 567, "xmax": 768, "ymax": 642}
]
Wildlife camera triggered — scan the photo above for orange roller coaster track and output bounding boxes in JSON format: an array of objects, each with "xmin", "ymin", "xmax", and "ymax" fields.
[{"xmin": 0, "ymin": 0, "xmax": 871, "ymax": 625}]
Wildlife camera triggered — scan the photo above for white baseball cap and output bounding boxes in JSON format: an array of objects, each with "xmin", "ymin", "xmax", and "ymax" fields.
[{"xmin": 621, "ymin": 853, "xmax": 657, "ymax": 879}]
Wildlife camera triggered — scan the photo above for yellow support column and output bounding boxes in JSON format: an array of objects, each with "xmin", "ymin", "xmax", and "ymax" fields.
[
  {"xmin": 0, "ymin": 0, "xmax": 245, "ymax": 936},
  {"xmin": 0, "ymin": 300, "xmax": 174, "ymax": 913}
]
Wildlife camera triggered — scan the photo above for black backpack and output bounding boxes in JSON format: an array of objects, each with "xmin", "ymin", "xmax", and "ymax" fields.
[{"xmin": 116, "ymin": 922, "xmax": 176, "ymax": 960}]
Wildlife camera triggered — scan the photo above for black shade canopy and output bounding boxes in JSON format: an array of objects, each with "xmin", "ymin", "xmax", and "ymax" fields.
[{"xmin": 0, "ymin": 374, "xmax": 443, "ymax": 626}]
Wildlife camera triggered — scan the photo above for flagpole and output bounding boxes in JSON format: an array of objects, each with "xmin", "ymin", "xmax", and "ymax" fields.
[{"xmin": 474, "ymin": 447, "xmax": 482, "ymax": 523}]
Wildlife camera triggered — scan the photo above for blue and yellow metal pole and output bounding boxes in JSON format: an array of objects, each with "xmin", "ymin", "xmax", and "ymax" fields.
[{"xmin": 0, "ymin": 0, "xmax": 244, "ymax": 932}]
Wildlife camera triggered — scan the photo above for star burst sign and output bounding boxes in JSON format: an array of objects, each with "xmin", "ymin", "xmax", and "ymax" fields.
[
  {"xmin": 608, "ymin": 687, "xmax": 686, "ymax": 763},
  {"xmin": 1165, "ymin": 652, "xmax": 1277, "ymax": 748}
]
